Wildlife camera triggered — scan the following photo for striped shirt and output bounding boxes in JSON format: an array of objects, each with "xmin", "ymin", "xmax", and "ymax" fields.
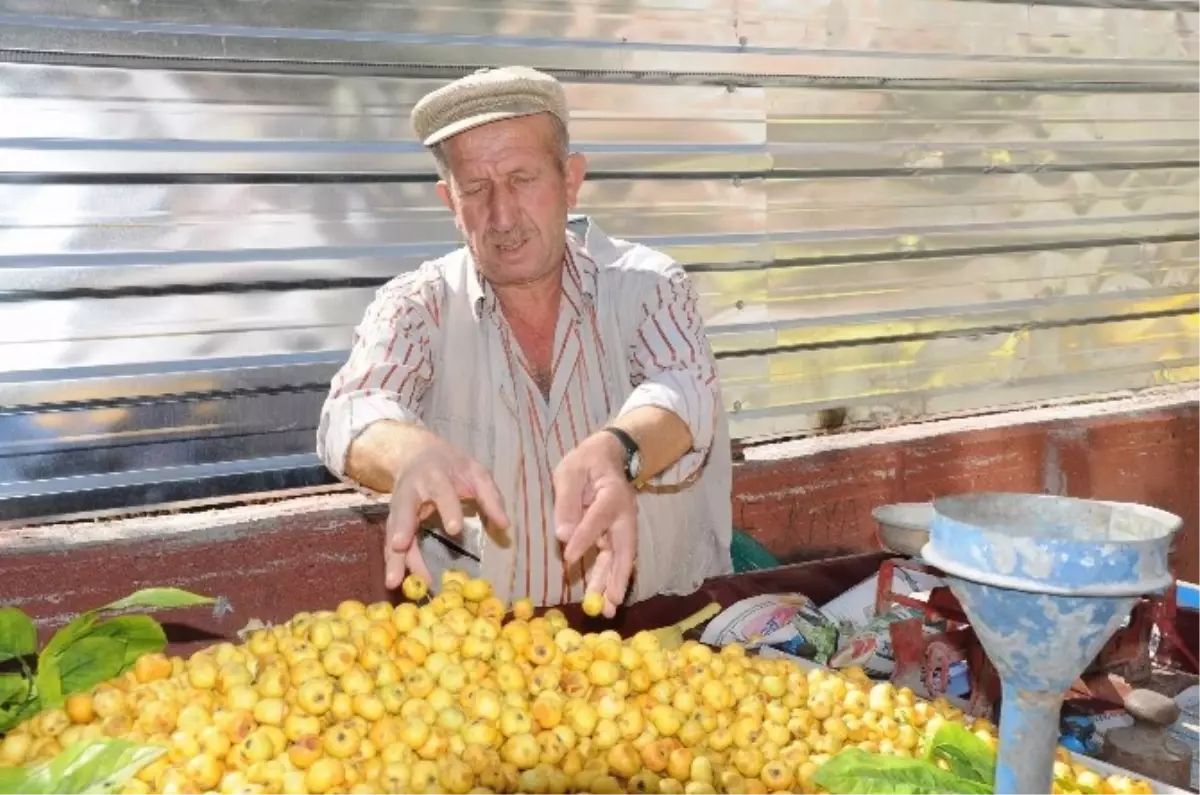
[{"xmin": 317, "ymin": 217, "xmax": 733, "ymax": 605}]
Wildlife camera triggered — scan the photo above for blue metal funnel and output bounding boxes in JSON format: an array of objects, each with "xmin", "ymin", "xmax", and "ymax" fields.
[{"xmin": 921, "ymin": 493, "xmax": 1180, "ymax": 795}]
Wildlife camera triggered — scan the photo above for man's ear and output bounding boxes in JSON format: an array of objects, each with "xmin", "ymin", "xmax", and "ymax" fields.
[
  {"xmin": 435, "ymin": 180, "xmax": 454, "ymax": 212},
  {"xmin": 565, "ymin": 152, "xmax": 588, "ymax": 209}
]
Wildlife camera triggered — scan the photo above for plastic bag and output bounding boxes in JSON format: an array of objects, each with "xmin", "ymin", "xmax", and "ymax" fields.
[
  {"xmin": 0, "ymin": 738, "xmax": 163, "ymax": 795},
  {"xmin": 699, "ymin": 593, "xmax": 840, "ymax": 664}
]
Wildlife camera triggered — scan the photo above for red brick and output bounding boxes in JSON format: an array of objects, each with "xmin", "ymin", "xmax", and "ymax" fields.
[
  {"xmin": 900, "ymin": 428, "xmax": 1043, "ymax": 499},
  {"xmin": 731, "ymin": 405, "xmax": 1198, "ymax": 582}
]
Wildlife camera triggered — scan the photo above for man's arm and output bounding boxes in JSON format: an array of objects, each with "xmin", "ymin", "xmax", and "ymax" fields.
[
  {"xmin": 316, "ymin": 276, "xmax": 438, "ymax": 489},
  {"xmin": 344, "ymin": 420, "xmax": 441, "ymax": 494},
  {"xmin": 612, "ymin": 263, "xmax": 720, "ymax": 486},
  {"xmin": 602, "ymin": 406, "xmax": 692, "ymax": 484},
  {"xmin": 317, "ymin": 271, "xmax": 508, "ymax": 588}
]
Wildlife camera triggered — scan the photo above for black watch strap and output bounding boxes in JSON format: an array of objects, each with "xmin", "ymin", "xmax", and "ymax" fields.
[{"xmin": 603, "ymin": 426, "xmax": 640, "ymax": 481}]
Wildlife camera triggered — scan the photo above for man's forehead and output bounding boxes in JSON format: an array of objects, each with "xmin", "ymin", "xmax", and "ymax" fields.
[
  {"xmin": 449, "ymin": 114, "xmax": 557, "ymax": 150},
  {"xmin": 443, "ymin": 116, "xmax": 561, "ymax": 170}
]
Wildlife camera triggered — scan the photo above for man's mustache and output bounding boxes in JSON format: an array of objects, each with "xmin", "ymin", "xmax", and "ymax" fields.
[{"xmin": 487, "ymin": 229, "xmax": 531, "ymax": 246}]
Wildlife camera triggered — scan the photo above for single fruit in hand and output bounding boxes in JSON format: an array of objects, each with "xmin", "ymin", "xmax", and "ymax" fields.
[
  {"xmin": 582, "ymin": 592, "xmax": 605, "ymax": 618},
  {"xmin": 402, "ymin": 574, "xmax": 430, "ymax": 602}
]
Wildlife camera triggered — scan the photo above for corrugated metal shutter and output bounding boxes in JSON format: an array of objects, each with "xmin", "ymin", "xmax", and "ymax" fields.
[{"xmin": 1, "ymin": 0, "xmax": 1196, "ymax": 522}]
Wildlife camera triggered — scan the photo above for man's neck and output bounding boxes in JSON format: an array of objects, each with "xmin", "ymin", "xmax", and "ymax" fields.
[
  {"xmin": 494, "ymin": 260, "xmax": 564, "ymax": 398},
  {"xmin": 492, "ymin": 244, "xmax": 568, "ymax": 330},
  {"xmin": 495, "ymin": 271, "xmax": 562, "ymax": 335}
]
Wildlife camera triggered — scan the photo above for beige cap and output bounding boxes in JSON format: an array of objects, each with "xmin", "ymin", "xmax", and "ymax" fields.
[{"xmin": 411, "ymin": 66, "xmax": 569, "ymax": 147}]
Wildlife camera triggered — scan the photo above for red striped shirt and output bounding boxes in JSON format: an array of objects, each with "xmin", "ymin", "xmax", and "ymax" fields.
[{"xmin": 318, "ymin": 228, "xmax": 722, "ymax": 605}]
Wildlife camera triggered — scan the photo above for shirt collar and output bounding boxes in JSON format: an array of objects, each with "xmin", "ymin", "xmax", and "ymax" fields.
[
  {"xmin": 466, "ymin": 253, "xmax": 490, "ymax": 319},
  {"xmin": 469, "ymin": 228, "xmax": 597, "ymax": 321}
]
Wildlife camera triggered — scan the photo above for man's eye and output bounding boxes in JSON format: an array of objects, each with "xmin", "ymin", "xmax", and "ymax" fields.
[{"xmin": 513, "ymin": 174, "xmax": 536, "ymax": 184}]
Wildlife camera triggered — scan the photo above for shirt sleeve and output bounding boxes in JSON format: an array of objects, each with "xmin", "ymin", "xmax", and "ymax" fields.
[
  {"xmin": 618, "ymin": 262, "xmax": 720, "ymax": 487},
  {"xmin": 316, "ymin": 272, "xmax": 440, "ymax": 481}
]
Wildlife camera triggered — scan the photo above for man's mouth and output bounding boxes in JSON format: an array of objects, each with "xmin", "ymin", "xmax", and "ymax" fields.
[{"xmin": 495, "ymin": 238, "xmax": 527, "ymax": 254}]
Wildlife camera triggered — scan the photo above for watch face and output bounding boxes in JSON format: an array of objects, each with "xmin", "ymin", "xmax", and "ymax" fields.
[{"xmin": 628, "ymin": 451, "xmax": 642, "ymax": 480}]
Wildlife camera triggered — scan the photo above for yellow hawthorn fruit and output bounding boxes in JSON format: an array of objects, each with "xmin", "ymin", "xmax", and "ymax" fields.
[
  {"xmin": 582, "ymin": 592, "xmax": 605, "ymax": 618},
  {"xmin": 401, "ymin": 574, "xmax": 429, "ymax": 602},
  {"xmin": 0, "ymin": 567, "xmax": 1157, "ymax": 795}
]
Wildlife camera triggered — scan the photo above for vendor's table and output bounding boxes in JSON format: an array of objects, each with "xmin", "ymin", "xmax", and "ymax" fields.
[{"xmin": 550, "ymin": 551, "xmax": 891, "ymax": 636}]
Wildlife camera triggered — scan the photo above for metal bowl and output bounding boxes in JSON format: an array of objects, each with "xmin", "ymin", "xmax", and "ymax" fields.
[{"xmin": 871, "ymin": 502, "xmax": 934, "ymax": 558}]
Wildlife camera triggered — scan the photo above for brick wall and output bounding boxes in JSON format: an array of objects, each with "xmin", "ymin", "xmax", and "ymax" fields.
[
  {"xmin": 1, "ymin": 395, "xmax": 1195, "ymax": 647},
  {"xmin": 735, "ymin": 401, "xmax": 1198, "ymax": 582}
]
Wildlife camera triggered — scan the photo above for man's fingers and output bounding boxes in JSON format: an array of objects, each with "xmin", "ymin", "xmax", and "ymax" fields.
[
  {"xmin": 426, "ymin": 471, "xmax": 466, "ymax": 537},
  {"xmin": 552, "ymin": 464, "xmax": 588, "ymax": 543},
  {"xmin": 585, "ymin": 546, "xmax": 623, "ymax": 619},
  {"xmin": 388, "ymin": 481, "xmax": 423, "ymax": 553},
  {"xmin": 385, "ymin": 529, "xmax": 432, "ymax": 591},
  {"xmin": 405, "ymin": 542, "xmax": 432, "ymax": 584},
  {"xmin": 586, "ymin": 549, "xmax": 612, "ymax": 596},
  {"xmin": 604, "ymin": 512, "xmax": 637, "ymax": 614},
  {"xmin": 385, "ymin": 442, "xmax": 498, "ymax": 593},
  {"xmin": 383, "ymin": 544, "xmax": 407, "ymax": 590},
  {"xmin": 466, "ymin": 465, "xmax": 510, "ymax": 530},
  {"xmin": 563, "ymin": 490, "xmax": 618, "ymax": 564}
]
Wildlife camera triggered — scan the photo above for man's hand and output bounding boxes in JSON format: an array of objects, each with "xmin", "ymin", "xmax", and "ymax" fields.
[
  {"xmin": 553, "ymin": 431, "xmax": 638, "ymax": 618},
  {"xmin": 385, "ymin": 429, "xmax": 509, "ymax": 589}
]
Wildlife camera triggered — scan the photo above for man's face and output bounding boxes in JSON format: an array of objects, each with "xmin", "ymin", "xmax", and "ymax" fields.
[{"xmin": 436, "ymin": 113, "xmax": 587, "ymax": 289}]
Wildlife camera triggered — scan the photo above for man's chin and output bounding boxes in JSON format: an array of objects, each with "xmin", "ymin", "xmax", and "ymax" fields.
[{"xmin": 481, "ymin": 254, "xmax": 557, "ymax": 285}]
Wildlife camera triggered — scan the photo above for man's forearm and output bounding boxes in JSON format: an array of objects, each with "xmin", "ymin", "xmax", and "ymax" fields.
[
  {"xmin": 608, "ymin": 405, "xmax": 694, "ymax": 483},
  {"xmin": 345, "ymin": 419, "xmax": 437, "ymax": 493}
]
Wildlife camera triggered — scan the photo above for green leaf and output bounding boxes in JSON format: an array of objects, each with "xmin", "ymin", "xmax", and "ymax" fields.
[
  {"xmin": 0, "ymin": 671, "xmax": 29, "ymax": 706},
  {"xmin": 923, "ymin": 721, "xmax": 997, "ymax": 786},
  {"xmin": 88, "ymin": 616, "xmax": 167, "ymax": 671},
  {"xmin": 0, "ymin": 607, "xmax": 36, "ymax": 663},
  {"xmin": 54, "ymin": 636, "xmax": 128, "ymax": 698},
  {"xmin": 813, "ymin": 748, "xmax": 992, "ymax": 795},
  {"xmin": 40, "ymin": 612, "xmax": 99, "ymax": 670},
  {"xmin": 98, "ymin": 588, "xmax": 214, "ymax": 614},
  {"xmin": 33, "ymin": 652, "xmax": 63, "ymax": 708},
  {"xmin": 38, "ymin": 588, "xmax": 208, "ymax": 666},
  {"xmin": 30, "ymin": 587, "xmax": 208, "ymax": 710},
  {"xmin": 0, "ymin": 738, "xmax": 165, "ymax": 795},
  {"xmin": 0, "ymin": 672, "xmax": 39, "ymax": 735}
]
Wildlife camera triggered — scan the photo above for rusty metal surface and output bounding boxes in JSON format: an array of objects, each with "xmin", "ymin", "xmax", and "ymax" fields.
[{"xmin": 0, "ymin": 1, "xmax": 1196, "ymax": 521}]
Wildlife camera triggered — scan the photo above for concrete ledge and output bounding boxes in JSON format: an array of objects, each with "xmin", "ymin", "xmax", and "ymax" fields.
[
  {"xmin": 0, "ymin": 491, "xmax": 381, "ymax": 553},
  {"xmin": 743, "ymin": 385, "xmax": 1198, "ymax": 461},
  {"xmin": 0, "ymin": 495, "xmax": 396, "ymax": 650}
]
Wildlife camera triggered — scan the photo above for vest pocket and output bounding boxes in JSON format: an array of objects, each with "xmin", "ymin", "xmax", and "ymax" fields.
[{"xmin": 424, "ymin": 412, "xmax": 494, "ymax": 462}]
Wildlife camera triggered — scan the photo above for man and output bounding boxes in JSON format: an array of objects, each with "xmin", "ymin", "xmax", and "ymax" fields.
[{"xmin": 317, "ymin": 66, "xmax": 732, "ymax": 617}]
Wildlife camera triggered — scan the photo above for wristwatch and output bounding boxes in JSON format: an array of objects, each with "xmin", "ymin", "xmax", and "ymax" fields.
[{"xmin": 603, "ymin": 427, "xmax": 642, "ymax": 483}]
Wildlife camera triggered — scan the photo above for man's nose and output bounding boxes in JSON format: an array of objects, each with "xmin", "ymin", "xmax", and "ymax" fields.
[{"xmin": 488, "ymin": 182, "xmax": 520, "ymax": 231}]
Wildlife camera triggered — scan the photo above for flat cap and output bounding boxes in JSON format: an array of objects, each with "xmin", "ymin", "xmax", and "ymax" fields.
[{"xmin": 411, "ymin": 66, "xmax": 569, "ymax": 147}]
